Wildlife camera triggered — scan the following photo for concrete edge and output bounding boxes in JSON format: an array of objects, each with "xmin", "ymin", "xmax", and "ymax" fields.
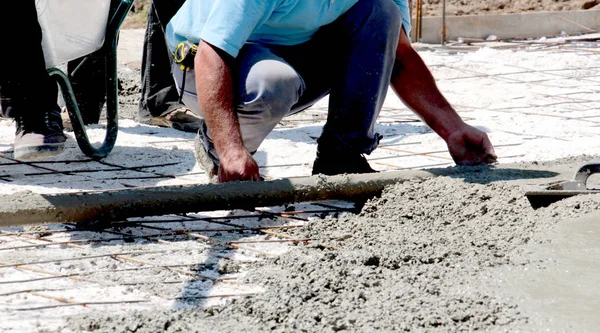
[{"xmin": 415, "ymin": 9, "xmax": 600, "ymax": 44}]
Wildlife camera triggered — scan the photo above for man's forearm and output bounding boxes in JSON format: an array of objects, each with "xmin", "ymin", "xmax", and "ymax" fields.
[
  {"xmin": 390, "ymin": 31, "xmax": 464, "ymax": 141},
  {"xmin": 390, "ymin": 30, "xmax": 497, "ymax": 165},
  {"xmin": 194, "ymin": 41, "xmax": 246, "ymax": 159}
]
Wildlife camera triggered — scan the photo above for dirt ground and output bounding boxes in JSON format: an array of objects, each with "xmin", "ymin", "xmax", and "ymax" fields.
[{"xmin": 65, "ymin": 155, "xmax": 600, "ymax": 332}]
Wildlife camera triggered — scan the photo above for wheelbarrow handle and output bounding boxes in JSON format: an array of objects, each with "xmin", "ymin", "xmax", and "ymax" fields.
[{"xmin": 573, "ymin": 160, "xmax": 600, "ymax": 187}]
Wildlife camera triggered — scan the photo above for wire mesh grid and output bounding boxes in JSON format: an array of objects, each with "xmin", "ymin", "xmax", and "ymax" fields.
[{"xmin": 0, "ymin": 201, "xmax": 355, "ymax": 331}]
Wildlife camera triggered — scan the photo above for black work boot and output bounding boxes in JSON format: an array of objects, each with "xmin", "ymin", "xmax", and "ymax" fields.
[
  {"xmin": 13, "ymin": 109, "xmax": 67, "ymax": 160},
  {"xmin": 311, "ymin": 144, "xmax": 377, "ymax": 176}
]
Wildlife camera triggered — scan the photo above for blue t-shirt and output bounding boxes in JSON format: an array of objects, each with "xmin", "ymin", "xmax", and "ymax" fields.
[{"xmin": 166, "ymin": 0, "xmax": 411, "ymax": 58}]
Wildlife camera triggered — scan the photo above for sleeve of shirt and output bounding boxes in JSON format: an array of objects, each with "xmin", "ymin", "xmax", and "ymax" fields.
[
  {"xmin": 392, "ymin": 0, "xmax": 412, "ymax": 36},
  {"xmin": 200, "ymin": 0, "xmax": 276, "ymax": 58}
]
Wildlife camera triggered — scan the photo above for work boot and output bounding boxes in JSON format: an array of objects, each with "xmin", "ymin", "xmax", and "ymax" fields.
[
  {"xmin": 13, "ymin": 109, "xmax": 67, "ymax": 160},
  {"xmin": 312, "ymin": 145, "xmax": 377, "ymax": 176},
  {"xmin": 194, "ymin": 120, "xmax": 219, "ymax": 183},
  {"xmin": 141, "ymin": 108, "xmax": 203, "ymax": 133}
]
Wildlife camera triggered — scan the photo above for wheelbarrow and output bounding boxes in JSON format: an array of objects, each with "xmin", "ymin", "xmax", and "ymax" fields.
[
  {"xmin": 43, "ymin": 0, "xmax": 134, "ymax": 159},
  {"xmin": 524, "ymin": 160, "xmax": 600, "ymax": 209}
]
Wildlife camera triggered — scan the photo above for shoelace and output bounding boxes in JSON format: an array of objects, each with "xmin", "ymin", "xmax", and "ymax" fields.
[{"xmin": 16, "ymin": 111, "xmax": 59, "ymax": 135}]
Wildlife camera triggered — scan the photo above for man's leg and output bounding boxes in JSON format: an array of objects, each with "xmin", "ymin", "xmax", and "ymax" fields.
[
  {"xmin": 0, "ymin": 1, "xmax": 66, "ymax": 159},
  {"xmin": 233, "ymin": 43, "xmax": 308, "ymax": 153},
  {"xmin": 137, "ymin": 0, "xmax": 202, "ymax": 132},
  {"xmin": 138, "ymin": 0, "xmax": 180, "ymax": 121},
  {"xmin": 310, "ymin": 0, "xmax": 401, "ymax": 174}
]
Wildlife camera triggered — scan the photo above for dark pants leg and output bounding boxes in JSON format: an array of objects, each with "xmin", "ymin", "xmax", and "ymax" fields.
[
  {"xmin": 137, "ymin": 0, "xmax": 186, "ymax": 122},
  {"xmin": 0, "ymin": 1, "xmax": 58, "ymax": 120},
  {"xmin": 315, "ymin": 0, "xmax": 401, "ymax": 154}
]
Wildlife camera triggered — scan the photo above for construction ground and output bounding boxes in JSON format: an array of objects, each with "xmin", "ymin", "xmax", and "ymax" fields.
[{"xmin": 2, "ymin": 18, "xmax": 600, "ymax": 333}]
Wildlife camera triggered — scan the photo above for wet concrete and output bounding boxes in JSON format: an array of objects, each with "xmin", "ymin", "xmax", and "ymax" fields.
[
  {"xmin": 65, "ymin": 155, "xmax": 600, "ymax": 332},
  {"xmin": 489, "ymin": 211, "xmax": 600, "ymax": 332}
]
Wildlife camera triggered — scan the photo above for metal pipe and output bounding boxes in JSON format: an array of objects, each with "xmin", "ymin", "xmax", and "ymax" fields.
[
  {"xmin": 0, "ymin": 170, "xmax": 439, "ymax": 227},
  {"xmin": 441, "ymin": 0, "xmax": 447, "ymax": 45},
  {"xmin": 414, "ymin": 0, "xmax": 421, "ymax": 42},
  {"xmin": 418, "ymin": 0, "xmax": 423, "ymax": 42}
]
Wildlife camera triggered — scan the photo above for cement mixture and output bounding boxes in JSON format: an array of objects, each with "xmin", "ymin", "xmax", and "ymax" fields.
[{"xmin": 66, "ymin": 155, "xmax": 600, "ymax": 332}]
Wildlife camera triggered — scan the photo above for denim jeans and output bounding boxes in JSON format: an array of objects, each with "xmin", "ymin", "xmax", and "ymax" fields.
[
  {"xmin": 173, "ymin": 0, "xmax": 401, "ymax": 155},
  {"xmin": 136, "ymin": 0, "xmax": 186, "ymax": 122}
]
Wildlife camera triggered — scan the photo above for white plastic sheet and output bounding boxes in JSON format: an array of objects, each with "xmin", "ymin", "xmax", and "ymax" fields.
[{"xmin": 36, "ymin": 0, "xmax": 111, "ymax": 68}]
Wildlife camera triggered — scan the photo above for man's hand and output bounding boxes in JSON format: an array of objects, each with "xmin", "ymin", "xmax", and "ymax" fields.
[
  {"xmin": 445, "ymin": 124, "xmax": 497, "ymax": 166},
  {"xmin": 218, "ymin": 148, "xmax": 261, "ymax": 183}
]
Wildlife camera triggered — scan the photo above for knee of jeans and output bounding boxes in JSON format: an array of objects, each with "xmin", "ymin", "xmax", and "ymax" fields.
[
  {"xmin": 239, "ymin": 66, "xmax": 304, "ymax": 121},
  {"xmin": 372, "ymin": 0, "xmax": 402, "ymax": 36}
]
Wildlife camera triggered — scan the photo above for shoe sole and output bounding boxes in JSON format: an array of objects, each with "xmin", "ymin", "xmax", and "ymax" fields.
[
  {"xmin": 194, "ymin": 134, "xmax": 219, "ymax": 183},
  {"xmin": 14, "ymin": 143, "xmax": 65, "ymax": 160}
]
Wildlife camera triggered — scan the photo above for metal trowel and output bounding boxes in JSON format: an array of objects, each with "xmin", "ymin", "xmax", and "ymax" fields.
[{"xmin": 524, "ymin": 160, "xmax": 600, "ymax": 209}]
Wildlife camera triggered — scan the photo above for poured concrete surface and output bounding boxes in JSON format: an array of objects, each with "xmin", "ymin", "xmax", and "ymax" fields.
[
  {"xmin": 490, "ymin": 212, "xmax": 600, "ymax": 331},
  {"xmin": 64, "ymin": 156, "xmax": 600, "ymax": 332}
]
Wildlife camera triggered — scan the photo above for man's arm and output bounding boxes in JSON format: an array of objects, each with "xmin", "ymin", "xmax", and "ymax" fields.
[
  {"xmin": 390, "ymin": 29, "xmax": 497, "ymax": 165},
  {"xmin": 194, "ymin": 41, "xmax": 260, "ymax": 182}
]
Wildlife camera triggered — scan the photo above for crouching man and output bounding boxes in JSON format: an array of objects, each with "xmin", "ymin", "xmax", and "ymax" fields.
[{"xmin": 165, "ymin": 0, "xmax": 497, "ymax": 183}]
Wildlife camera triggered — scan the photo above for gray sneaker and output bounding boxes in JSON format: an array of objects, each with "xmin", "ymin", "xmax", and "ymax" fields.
[
  {"xmin": 13, "ymin": 109, "xmax": 67, "ymax": 160},
  {"xmin": 194, "ymin": 120, "xmax": 219, "ymax": 183}
]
